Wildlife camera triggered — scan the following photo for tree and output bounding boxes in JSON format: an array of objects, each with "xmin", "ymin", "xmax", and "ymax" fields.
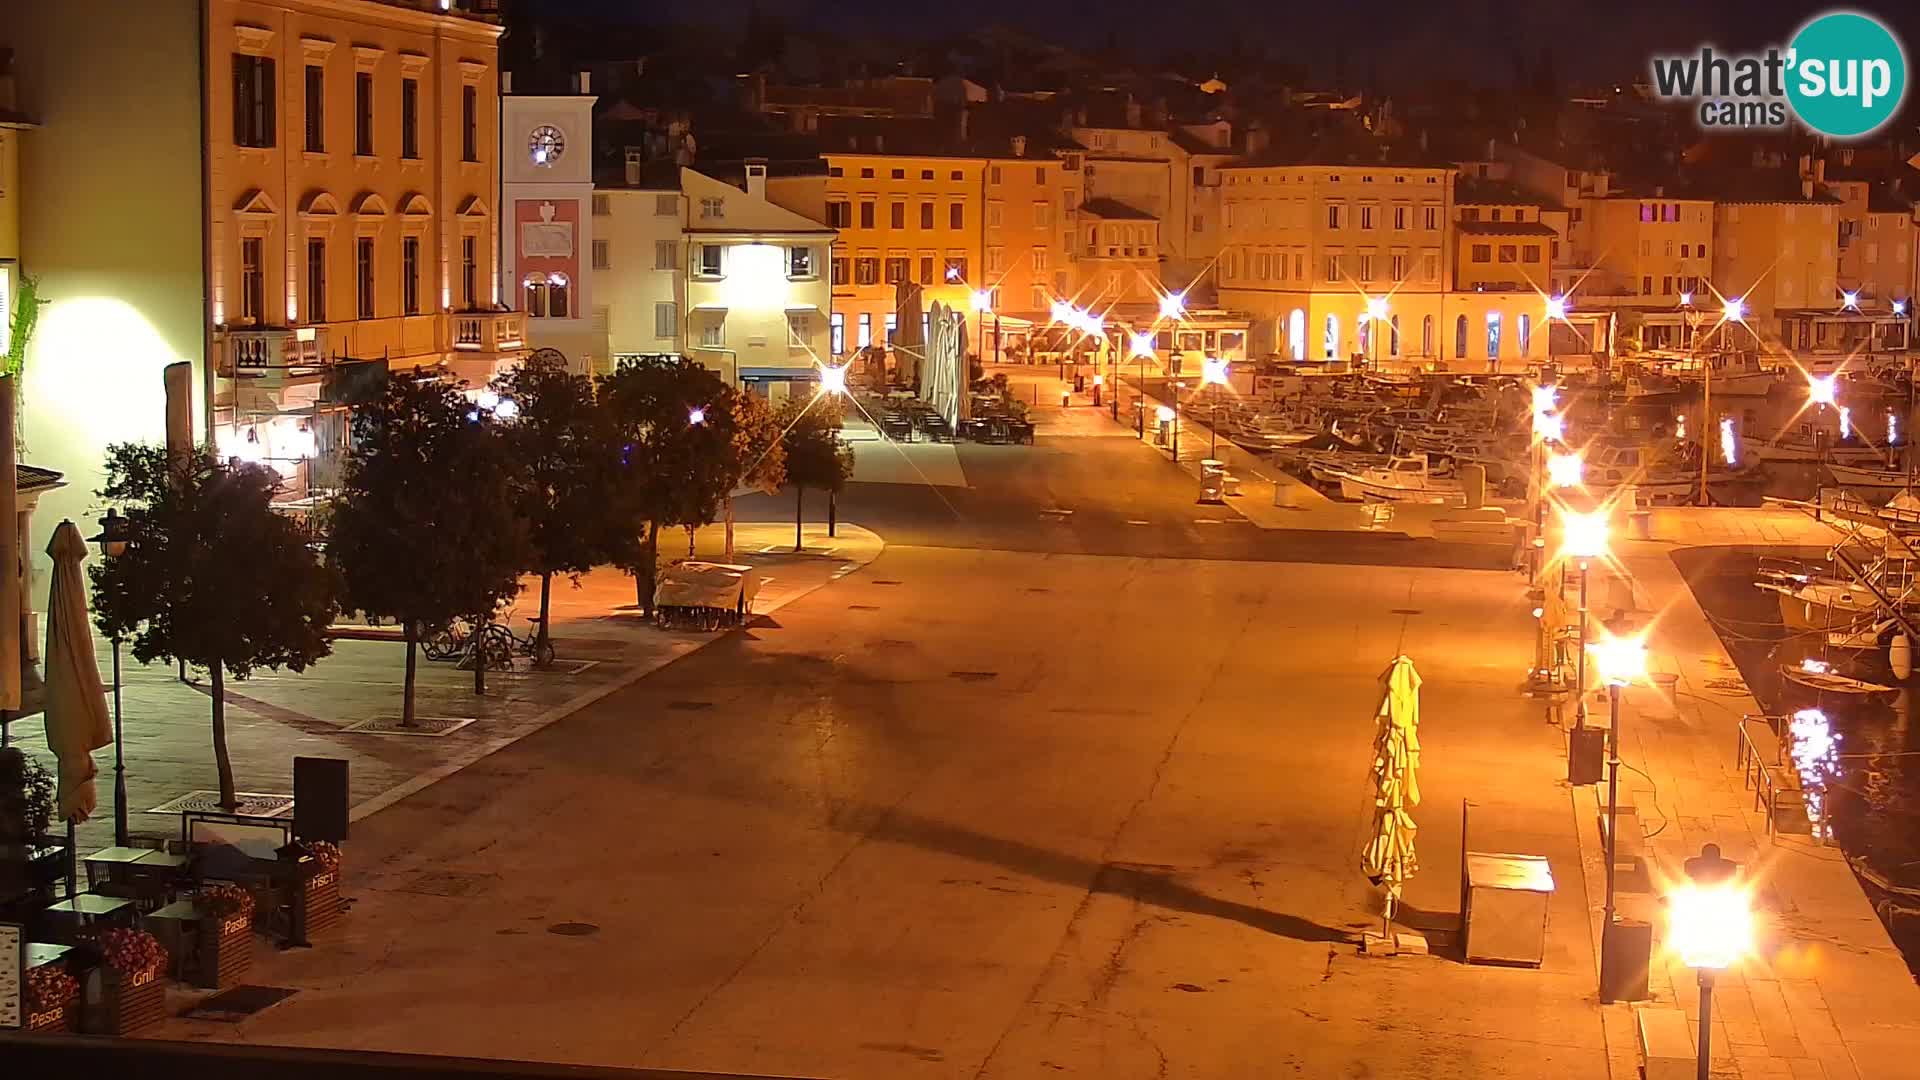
[
  {"xmin": 91, "ymin": 444, "xmax": 338, "ymax": 808},
  {"xmin": 490, "ymin": 349, "xmax": 609, "ymax": 661},
  {"xmin": 778, "ymin": 395, "xmax": 855, "ymax": 551},
  {"xmin": 599, "ymin": 356, "xmax": 736, "ymax": 615},
  {"xmin": 720, "ymin": 390, "xmax": 786, "ymax": 558},
  {"xmin": 328, "ymin": 378, "xmax": 526, "ymax": 723}
]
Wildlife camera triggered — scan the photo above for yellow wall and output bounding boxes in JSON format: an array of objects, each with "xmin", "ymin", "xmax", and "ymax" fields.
[
  {"xmin": 985, "ymin": 157, "xmax": 1072, "ymax": 317},
  {"xmin": 0, "ymin": 128, "xmax": 19, "ymax": 265},
  {"xmin": 207, "ymin": 0, "xmax": 502, "ymax": 374},
  {"xmin": 1851, "ymin": 211, "xmax": 1913, "ymax": 306},
  {"xmin": 1712, "ymin": 200, "xmax": 1837, "ymax": 320},
  {"xmin": 1585, "ymin": 197, "xmax": 1713, "ymax": 303}
]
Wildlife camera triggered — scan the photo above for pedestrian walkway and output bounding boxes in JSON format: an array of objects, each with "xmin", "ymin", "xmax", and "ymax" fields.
[
  {"xmin": 3, "ymin": 521, "xmax": 883, "ymax": 855},
  {"xmin": 1548, "ymin": 511, "xmax": 1920, "ymax": 1079}
]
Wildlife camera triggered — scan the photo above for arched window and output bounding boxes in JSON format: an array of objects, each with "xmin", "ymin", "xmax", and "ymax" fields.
[
  {"xmin": 1288, "ymin": 309, "xmax": 1306, "ymax": 360},
  {"xmin": 1486, "ymin": 311, "xmax": 1502, "ymax": 360},
  {"xmin": 1518, "ymin": 313, "xmax": 1532, "ymax": 356},
  {"xmin": 1421, "ymin": 315, "xmax": 1434, "ymax": 357},
  {"xmin": 1454, "ymin": 314, "xmax": 1468, "ymax": 358},
  {"xmin": 523, "ymin": 272, "xmax": 571, "ymax": 319},
  {"xmin": 1324, "ymin": 313, "xmax": 1340, "ymax": 360},
  {"xmin": 1389, "ymin": 315, "xmax": 1401, "ymax": 357},
  {"xmin": 1357, "ymin": 318, "xmax": 1371, "ymax": 356}
]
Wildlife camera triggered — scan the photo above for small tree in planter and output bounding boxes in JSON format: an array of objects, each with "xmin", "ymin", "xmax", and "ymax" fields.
[
  {"xmin": 778, "ymin": 395, "xmax": 855, "ymax": 551},
  {"xmin": 91, "ymin": 444, "xmax": 339, "ymax": 809},
  {"xmin": 489, "ymin": 349, "xmax": 611, "ymax": 662},
  {"xmin": 329, "ymin": 378, "xmax": 528, "ymax": 718}
]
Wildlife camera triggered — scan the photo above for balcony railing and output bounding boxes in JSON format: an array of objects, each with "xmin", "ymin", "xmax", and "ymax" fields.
[
  {"xmin": 452, "ymin": 310, "xmax": 527, "ymax": 354},
  {"xmin": 220, "ymin": 326, "xmax": 330, "ymax": 380}
]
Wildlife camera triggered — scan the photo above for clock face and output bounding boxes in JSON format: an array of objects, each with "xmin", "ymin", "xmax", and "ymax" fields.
[{"xmin": 528, "ymin": 125, "xmax": 566, "ymax": 167}]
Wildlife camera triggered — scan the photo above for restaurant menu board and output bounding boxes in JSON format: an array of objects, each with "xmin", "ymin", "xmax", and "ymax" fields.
[{"xmin": 0, "ymin": 921, "xmax": 20, "ymax": 1029}]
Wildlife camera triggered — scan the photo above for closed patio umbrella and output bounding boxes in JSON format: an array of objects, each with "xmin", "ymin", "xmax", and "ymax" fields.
[
  {"xmin": 1362, "ymin": 655, "xmax": 1423, "ymax": 944},
  {"xmin": 42, "ymin": 519, "xmax": 111, "ymax": 825}
]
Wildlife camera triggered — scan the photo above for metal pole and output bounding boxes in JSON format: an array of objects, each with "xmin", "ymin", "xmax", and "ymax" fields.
[
  {"xmin": 1577, "ymin": 560, "xmax": 1590, "ymax": 727},
  {"xmin": 113, "ymin": 635, "xmax": 128, "ymax": 847},
  {"xmin": 1697, "ymin": 969, "xmax": 1715, "ymax": 1080},
  {"xmin": 1210, "ymin": 400, "xmax": 1218, "ymax": 459},
  {"xmin": 1172, "ymin": 382, "xmax": 1180, "ymax": 461},
  {"xmin": 1601, "ymin": 679, "xmax": 1622, "ymax": 1000}
]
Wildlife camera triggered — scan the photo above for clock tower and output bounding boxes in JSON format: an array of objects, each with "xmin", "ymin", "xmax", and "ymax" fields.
[{"xmin": 501, "ymin": 72, "xmax": 597, "ymax": 372}]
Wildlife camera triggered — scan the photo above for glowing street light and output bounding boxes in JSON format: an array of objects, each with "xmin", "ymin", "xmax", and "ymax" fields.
[
  {"xmin": 1672, "ymin": 844, "xmax": 1751, "ymax": 1078},
  {"xmin": 1200, "ymin": 357, "xmax": 1230, "ymax": 386},
  {"xmin": 818, "ymin": 364, "xmax": 848, "ymax": 396},
  {"xmin": 1545, "ymin": 295, "xmax": 1569, "ymax": 320},
  {"xmin": 688, "ymin": 407, "xmax": 706, "ymax": 426},
  {"xmin": 1586, "ymin": 623, "xmax": 1648, "ymax": 1004},
  {"xmin": 971, "ymin": 290, "xmax": 993, "ymax": 313},
  {"xmin": 1807, "ymin": 372, "xmax": 1838, "ymax": 407},
  {"xmin": 1561, "ymin": 508, "xmax": 1609, "ymax": 561},
  {"xmin": 493, "ymin": 398, "xmax": 519, "ymax": 420},
  {"xmin": 1679, "ymin": 291, "xmax": 1694, "ymax": 307},
  {"xmin": 1158, "ymin": 292, "xmax": 1186, "ymax": 320},
  {"xmin": 1130, "ymin": 332, "xmax": 1156, "ymax": 358},
  {"xmin": 1896, "ymin": 299, "xmax": 1909, "ymax": 316},
  {"xmin": 1842, "ymin": 290, "xmax": 1861, "ymax": 311},
  {"xmin": 1049, "ymin": 299, "xmax": 1074, "ymax": 324},
  {"xmin": 1722, "ymin": 296, "xmax": 1746, "ymax": 323},
  {"xmin": 1364, "ymin": 296, "xmax": 1389, "ymax": 322},
  {"xmin": 1547, "ymin": 450, "xmax": 1584, "ymax": 489},
  {"xmin": 1534, "ymin": 410, "xmax": 1565, "ymax": 445},
  {"xmin": 1155, "ymin": 404, "xmax": 1174, "ymax": 422}
]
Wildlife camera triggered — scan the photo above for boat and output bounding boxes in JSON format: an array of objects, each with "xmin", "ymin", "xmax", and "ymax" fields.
[
  {"xmin": 1754, "ymin": 576, "xmax": 1880, "ymax": 631},
  {"xmin": 1827, "ymin": 462, "xmax": 1913, "ymax": 491},
  {"xmin": 1625, "ymin": 351, "xmax": 1780, "ymax": 397},
  {"xmin": 1324, "ymin": 452, "xmax": 1468, "ymax": 507},
  {"xmin": 1739, "ymin": 432, "xmax": 1894, "ymax": 466},
  {"xmin": 1780, "ymin": 659, "xmax": 1896, "ymax": 699}
]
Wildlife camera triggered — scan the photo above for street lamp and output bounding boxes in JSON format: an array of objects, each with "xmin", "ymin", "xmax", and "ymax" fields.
[
  {"xmin": 1560, "ymin": 508, "xmax": 1609, "ymax": 723},
  {"xmin": 1364, "ymin": 296, "xmax": 1389, "ymax": 370},
  {"xmin": 1131, "ymin": 333, "xmax": 1156, "ymax": 437},
  {"xmin": 90, "ymin": 508, "xmax": 132, "ymax": 847},
  {"xmin": 1170, "ymin": 380, "xmax": 1183, "ymax": 461},
  {"xmin": 1200, "ymin": 356, "xmax": 1230, "ymax": 459},
  {"xmin": 1546, "ymin": 294, "xmax": 1569, "ymax": 321},
  {"xmin": 1159, "ymin": 291, "xmax": 1186, "ymax": 321},
  {"xmin": 1547, "ymin": 450, "xmax": 1584, "ymax": 489},
  {"xmin": 818, "ymin": 363, "xmax": 848, "ymax": 397},
  {"xmin": 971, "ymin": 290, "xmax": 993, "ymax": 368},
  {"xmin": 1587, "ymin": 628, "xmax": 1648, "ymax": 1002},
  {"xmin": 687, "ymin": 407, "xmax": 706, "ymax": 426},
  {"xmin": 1671, "ymin": 844, "xmax": 1750, "ymax": 1080}
]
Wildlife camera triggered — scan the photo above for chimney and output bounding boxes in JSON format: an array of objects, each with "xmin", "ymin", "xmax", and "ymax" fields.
[
  {"xmin": 1815, "ymin": 158, "xmax": 1826, "ymax": 184},
  {"xmin": 625, "ymin": 148, "xmax": 643, "ymax": 186},
  {"xmin": 1802, "ymin": 176, "xmax": 1814, "ymax": 199},
  {"xmin": 744, "ymin": 158, "xmax": 768, "ymax": 199},
  {"xmin": 1010, "ymin": 134, "xmax": 1027, "ymax": 158},
  {"xmin": 576, "ymin": 70, "xmax": 591, "ymax": 95},
  {"xmin": 957, "ymin": 108, "xmax": 969, "ymax": 141}
]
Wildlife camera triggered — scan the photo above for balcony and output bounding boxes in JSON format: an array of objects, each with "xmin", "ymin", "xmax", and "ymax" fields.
[
  {"xmin": 219, "ymin": 325, "xmax": 330, "ymax": 381},
  {"xmin": 452, "ymin": 310, "xmax": 527, "ymax": 355}
]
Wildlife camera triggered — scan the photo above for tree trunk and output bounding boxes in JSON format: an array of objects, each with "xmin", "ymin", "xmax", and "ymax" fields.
[
  {"xmin": 724, "ymin": 495, "xmax": 736, "ymax": 559},
  {"xmin": 537, "ymin": 571, "xmax": 553, "ymax": 660},
  {"xmin": 795, "ymin": 486, "xmax": 805, "ymax": 551},
  {"xmin": 402, "ymin": 625, "xmax": 418, "ymax": 728},
  {"xmin": 640, "ymin": 522, "xmax": 660, "ymax": 618},
  {"xmin": 210, "ymin": 662, "xmax": 237, "ymax": 810},
  {"xmin": 686, "ymin": 524, "xmax": 696, "ymax": 557},
  {"xmin": 828, "ymin": 489, "xmax": 837, "ymax": 538}
]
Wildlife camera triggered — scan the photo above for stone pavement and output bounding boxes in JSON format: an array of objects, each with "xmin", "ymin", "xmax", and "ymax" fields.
[
  {"xmin": 1548, "ymin": 506, "xmax": 1920, "ymax": 1079},
  {"xmin": 2, "ymin": 521, "xmax": 883, "ymax": 856}
]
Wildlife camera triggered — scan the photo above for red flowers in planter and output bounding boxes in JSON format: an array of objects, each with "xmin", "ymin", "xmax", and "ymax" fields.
[
  {"xmin": 90, "ymin": 927, "xmax": 167, "ymax": 981},
  {"xmin": 199, "ymin": 882, "xmax": 255, "ymax": 921},
  {"xmin": 25, "ymin": 965, "xmax": 78, "ymax": 1013}
]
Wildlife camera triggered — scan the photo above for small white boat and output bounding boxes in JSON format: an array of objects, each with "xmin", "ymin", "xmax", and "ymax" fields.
[
  {"xmin": 1754, "ymin": 577, "xmax": 1878, "ymax": 632},
  {"xmin": 1827, "ymin": 462, "xmax": 1913, "ymax": 490},
  {"xmin": 1326, "ymin": 452, "xmax": 1467, "ymax": 507},
  {"xmin": 1739, "ymin": 433, "xmax": 1892, "ymax": 466},
  {"xmin": 1780, "ymin": 659, "xmax": 1896, "ymax": 699}
]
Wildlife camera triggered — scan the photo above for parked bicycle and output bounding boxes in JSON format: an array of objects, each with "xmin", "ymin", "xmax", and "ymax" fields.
[{"xmin": 422, "ymin": 615, "xmax": 554, "ymax": 669}]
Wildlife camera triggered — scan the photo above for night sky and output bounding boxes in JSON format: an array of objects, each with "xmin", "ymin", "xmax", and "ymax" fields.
[{"xmin": 534, "ymin": 0, "xmax": 1920, "ymax": 90}]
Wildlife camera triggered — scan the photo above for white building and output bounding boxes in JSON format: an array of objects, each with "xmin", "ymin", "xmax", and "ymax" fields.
[
  {"xmin": 501, "ymin": 75, "xmax": 598, "ymax": 371},
  {"xmin": 676, "ymin": 165, "xmax": 834, "ymax": 400},
  {"xmin": 596, "ymin": 159, "xmax": 684, "ymax": 363}
]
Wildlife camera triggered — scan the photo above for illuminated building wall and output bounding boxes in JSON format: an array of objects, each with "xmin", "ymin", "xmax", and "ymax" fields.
[
  {"xmin": 1829, "ymin": 179, "xmax": 1914, "ymax": 309},
  {"xmin": 503, "ymin": 87, "xmax": 598, "ymax": 372},
  {"xmin": 680, "ymin": 166, "xmax": 834, "ymax": 396},
  {"xmin": 1075, "ymin": 200, "xmax": 1161, "ymax": 306},
  {"xmin": 3, "ymin": 1, "xmax": 207, "ymax": 602},
  {"xmin": 1584, "ymin": 197, "xmax": 1715, "ymax": 307},
  {"xmin": 1712, "ymin": 198, "xmax": 1838, "ymax": 323},
  {"xmin": 983, "ymin": 156, "xmax": 1075, "ymax": 319},
  {"xmin": 595, "ymin": 183, "xmax": 685, "ymax": 360}
]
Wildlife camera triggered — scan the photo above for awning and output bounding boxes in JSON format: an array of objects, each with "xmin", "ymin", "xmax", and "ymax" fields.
[{"xmin": 739, "ymin": 366, "xmax": 818, "ymax": 381}]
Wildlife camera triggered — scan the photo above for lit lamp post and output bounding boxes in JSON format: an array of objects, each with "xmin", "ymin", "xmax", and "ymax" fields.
[
  {"xmin": 1200, "ymin": 356, "xmax": 1230, "ymax": 459},
  {"xmin": 1671, "ymin": 844, "xmax": 1750, "ymax": 1080},
  {"xmin": 971, "ymin": 289, "xmax": 993, "ymax": 369},
  {"xmin": 1588, "ymin": 629, "xmax": 1648, "ymax": 1002},
  {"xmin": 90, "ymin": 508, "xmax": 132, "ymax": 847},
  {"xmin": 1364, "ymin": 296, "xmax": 1389, "ymax": 370},
  {"xmin": 1808, "ymin": 371, "xmax": 1839, "ymax": 516},
  {"xmin": 1131, "ymin": 332, "xmax": 1156, "ymax": 438},
  {"xmin": 815, "ymin": 363, "xmax": 848, "ymax": 546},
  {"xmin": 1560, "ymin": 507, "xmax": 1610, "ymax": 725},
  {"xmin": 1170, "ymin": 380, "xmax": 1184, "ymax": 461},
  {"xmin": 1528, "ymin": 383, "xmax": 1562, "ymax": 582}
]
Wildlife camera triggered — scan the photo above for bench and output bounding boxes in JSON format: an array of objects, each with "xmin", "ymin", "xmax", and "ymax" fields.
[{"xmin": 1636, "ymin": 1006, "xmax": 1694, "ymax": 1080}]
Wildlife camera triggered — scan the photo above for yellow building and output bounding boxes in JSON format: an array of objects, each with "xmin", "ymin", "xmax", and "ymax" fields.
[
  {"xmin": 1582, "ymin": 195, "xmax": 1714, "ymax": 306},
  {"xmin": 1076, "ymin": 198, "xmax": 1160, "ymax": 306},
  {"xmin": 4, "ymin": 0, "xmax": 513, "ymax": 542},
  {"xmin": 1712, "ymin": 192, "xmax": 1838, "ymax": 324},
  {"xmin": 772, "ymin": 144, "xmax": 1076, "ymax": 359},
  {"xmin": 1831, "ymin": 177, "xmax": 1914, "ymax": 310}
]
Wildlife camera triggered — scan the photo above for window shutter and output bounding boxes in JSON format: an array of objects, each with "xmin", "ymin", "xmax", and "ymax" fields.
[
  {"xmin": 262, "ymin": 58, "xmax": 276, "ymax": 147},
  {"xmin": 233, "ymin": 56, "xmax": 250, "ymax": 144}
]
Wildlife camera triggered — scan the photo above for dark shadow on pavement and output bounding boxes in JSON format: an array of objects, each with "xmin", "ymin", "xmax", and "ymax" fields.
[{"xmin": 870, "ymin": 808, "xmax": 1355, "ymax": 945}]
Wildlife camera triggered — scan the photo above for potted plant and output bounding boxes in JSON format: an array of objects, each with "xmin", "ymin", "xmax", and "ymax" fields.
[
  {"xmin": 0, "ymin": 748, "xmax": 61, "ymax": 905},
  {"xmin": 24, "ymin": 965, "xmax": 79, "ymax": 1034},
  {"xmin": 278, "ymin": 839, "xmax": 343, "ymax": 943},
  {"xmin": 81, "ymin": 927, "xmax": 168, "ymax": 1035},
  {"xmin": 193, "ymin": 883, "xmax": 255, "ymax": 988}
]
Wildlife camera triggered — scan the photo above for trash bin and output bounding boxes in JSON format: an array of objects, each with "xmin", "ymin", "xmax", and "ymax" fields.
[
  {"xmin": 1464, "ymin": 852, "xmax": 1554, "ymax": 966},
  {"xmin": 1074, "ymin": 373, "xmax": 1086, "ymax": 393}
]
